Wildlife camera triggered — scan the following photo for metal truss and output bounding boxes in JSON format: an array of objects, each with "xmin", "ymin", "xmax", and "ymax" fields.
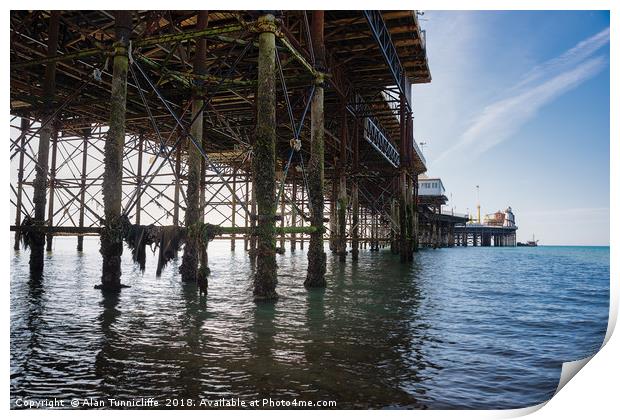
[
  {"xmin": 363, "ymin": 10, "xmax": 412, "ymax": 111},
  {"xmin": 362, "ymin": 117, "xmax": 400, "ymax": 168}
]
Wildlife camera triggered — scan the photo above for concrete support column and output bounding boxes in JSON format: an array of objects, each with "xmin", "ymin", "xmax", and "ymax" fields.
[
  {"xmin": 99, "ymin": 10, "xmax": 132, "ymax": 290},
  {"xmin": 305, "ymin": 11, "xmax": 327, "ymax": 288},
  {"xmin": 252, "ymin": 13, "xmax": 278, "ymax": 300},
  {"xmin": 30, "ymin": 10, "xmax": 60, "ymax": 277}
]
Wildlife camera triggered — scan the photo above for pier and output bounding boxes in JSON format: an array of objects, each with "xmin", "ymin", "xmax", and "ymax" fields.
[
  {"xmin": 453, "ymin": 207, "xmax": 518, "ymax": 247},
  {"xmin": 10, "ymin": 10, "xmax": 491, "ymax": 299}
]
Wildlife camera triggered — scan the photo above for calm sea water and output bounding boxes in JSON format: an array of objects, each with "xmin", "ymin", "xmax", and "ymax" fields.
[{"xmin": 10, "ymin": 237, "xmax": 609, "ymax": 409}]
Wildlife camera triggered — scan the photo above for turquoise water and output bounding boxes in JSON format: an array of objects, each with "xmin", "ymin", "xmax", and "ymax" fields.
[{"xmin": 10, "ymin": 238, "xmax": 609, "ymax": 409}]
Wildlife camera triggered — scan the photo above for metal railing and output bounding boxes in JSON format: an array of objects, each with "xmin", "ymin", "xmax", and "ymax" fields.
[
  {"xmin": 411, "ymin": 137, "xmax": 426, "ymax": 166},
  {"xmin": 363, "ymin": 10, "xmax": 412, "ymax": 111},
  {"xmin": 363, "ymin": 117, "xmax": 400, "ymax": 168}
]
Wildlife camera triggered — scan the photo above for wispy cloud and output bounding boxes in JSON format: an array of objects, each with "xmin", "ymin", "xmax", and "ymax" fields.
[{"xmin": 436, "ymin": 27, "xmax": 609, "ymax": 162}]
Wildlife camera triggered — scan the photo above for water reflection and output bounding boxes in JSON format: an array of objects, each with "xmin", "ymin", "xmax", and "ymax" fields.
[
  {"xmin": 11, "ymin": 276, "xmax": 47, "ymax": 404},
  {"xmin": 179, "ymin": 282, "xmax": 209, "ymax": 400},
  {"xmin": 95, "ymin": 291, "xmax": 121, "ymax": 399},
  {"xmin": 10, "ymin": 238, "xmax": 610, "ymax": 409}
]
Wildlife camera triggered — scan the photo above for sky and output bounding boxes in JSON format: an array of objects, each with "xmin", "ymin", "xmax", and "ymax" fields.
[{"xmin": 413, "ymin": 11, "xmax": 610, "ymax": 246}]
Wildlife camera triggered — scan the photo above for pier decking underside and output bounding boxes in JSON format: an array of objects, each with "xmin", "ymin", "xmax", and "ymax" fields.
[
  {"xmin": 11, "ymin": 11, "xmax": 428, "ymax": 232},
  {"xmin": 10, "ymin": 10, "xmax": 452, "ymax": 295}
]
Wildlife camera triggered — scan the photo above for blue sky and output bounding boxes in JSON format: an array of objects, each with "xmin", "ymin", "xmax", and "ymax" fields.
[{"xmin": 413, "ymin": 11, "xmax": 610, "ymax": 245}]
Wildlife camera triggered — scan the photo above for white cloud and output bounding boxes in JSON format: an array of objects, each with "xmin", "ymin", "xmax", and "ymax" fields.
[{"xmin": 435, "ymin": 27, "xmax": 609, "ymax": 163}]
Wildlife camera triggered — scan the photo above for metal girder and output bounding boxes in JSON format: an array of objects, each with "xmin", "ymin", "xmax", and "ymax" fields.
[
  {"xmin": 363, "ymin": 10, "xmax": 412, "ymax": 111},
  {"xmin": 347, "ymin": 92, "xmax": 400, "ymax": 168},
  {"xmin": 363, "ymin": 117, "xmax": 399, "ymax": 168}
]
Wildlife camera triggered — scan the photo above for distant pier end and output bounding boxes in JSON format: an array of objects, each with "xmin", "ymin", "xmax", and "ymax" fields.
[{"xmin": 453, "ymin": 207, "xmax": 518, "ymax": 247}]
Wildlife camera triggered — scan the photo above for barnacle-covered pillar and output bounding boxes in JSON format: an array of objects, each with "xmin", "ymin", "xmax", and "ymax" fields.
[
  {"xmin": 305, "ymin": 11, "xmax": 326, "ymax": 288},
  {"xmin": 29, "ymin": 11, "xmax": 59, "ymax": 276},
  {"xmin": 99, "ymin": 11, "xmax": 132, "ymax": 291},
  {"xmin": 181, "ymin": 11, "xmax": 208, "ymax": 284},
  {"xmin": 252, "ymin": 13, "xmax": 278, "ymax": 300}
]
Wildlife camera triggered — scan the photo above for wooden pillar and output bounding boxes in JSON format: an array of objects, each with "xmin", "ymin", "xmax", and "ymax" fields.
[
  {"xmin": 77, "ymin": 127, "xmax": 90, "ymax": 251},
  {"xmin": 30, "ymin": 10, "xmax": 59, "ymax": 276},
  {"xmin": 180, "ymin": 11, "xmax": 207, "ymax": 284},
  {"xmin": 99, "ymin": 10, "xmax": 132, "ymax": 291},
  {"xmin": 305, "ymin": 10, "xmax": 326, "ymax": 289},
  {"xmin": 252, "ymin": 13, "xmax": 278, "ymax": 300},
  {"xmin": 14, "ymin": 117, "xmax": 30, "ymax": 250}
]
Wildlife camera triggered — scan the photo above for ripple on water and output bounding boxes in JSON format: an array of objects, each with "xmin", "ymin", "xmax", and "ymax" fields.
[{"xmin": 10, "ymin": 239, "xmax": 609, "ymax": 409}]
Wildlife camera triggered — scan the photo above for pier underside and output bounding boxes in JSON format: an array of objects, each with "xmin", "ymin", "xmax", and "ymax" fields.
[{"xmin": 10, "ymin": 10, "xmax": 445, "ymax": 297}]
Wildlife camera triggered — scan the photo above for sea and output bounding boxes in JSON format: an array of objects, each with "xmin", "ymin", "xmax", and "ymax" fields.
[{"xmin": 10, "ymin": 237, "xmax": 609, "ymax": 409}]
